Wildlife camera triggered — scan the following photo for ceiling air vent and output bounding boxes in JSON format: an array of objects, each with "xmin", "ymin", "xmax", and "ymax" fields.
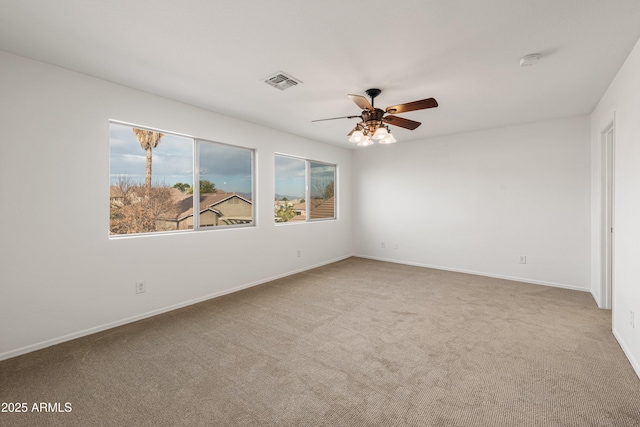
[{"xmin": 263, "ymin": 71, "xmax": 302, "ymax": 90}]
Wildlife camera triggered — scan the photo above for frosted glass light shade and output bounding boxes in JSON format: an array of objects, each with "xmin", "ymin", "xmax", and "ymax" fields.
[
  {"xmin": 379, "ymin": 133, "xmax": 397, "ymax": 144},
  {"xmin": 373, "ymin": 127, "xmax": 388, "ymax": 140},
  {"xmin": 348, "ymin": 130, "xmax": 364, "ymax": 143},
  {"xmin": 356, "ymin": 136, "xmax": 373, "ymax": 146}
]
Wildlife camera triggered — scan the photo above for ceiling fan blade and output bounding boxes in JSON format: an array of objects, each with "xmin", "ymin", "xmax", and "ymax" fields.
[
  {"xmin": 348, "ymin": 94, "xmax": 374, "ymax": 111},
  {"xmin": 385, "ymin": 98, "xmax": 438, "ymax": 114},
  {"xmin": 312, "ymin": 115, "xmax": 360, "ymax": 122},
  {"xmin": 383, "ymin": 115, "xmax": 422, "ymax": 130}
]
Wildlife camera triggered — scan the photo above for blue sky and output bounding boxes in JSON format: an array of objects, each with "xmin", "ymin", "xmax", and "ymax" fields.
[
  {"xmin": 274, "ymin": 155, "xmax": 306, "ymax": 199},
  {"xmin": 274, "ymin": 156, "xmax": 336, "ymax": 199},
  {"xmin": 110, "ymin": 123, "xmax": 335, "ymax": 199},
  {"xmin": 109, "ymin": 123, "xmax": 253, "ymax": 194}
]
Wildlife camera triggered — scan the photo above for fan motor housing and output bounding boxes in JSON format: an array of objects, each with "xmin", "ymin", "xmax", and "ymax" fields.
[
  {"xmin": 362, "ymin": 109, "xmax": 385, "ymax": 122},
  {"xmin": 362, "ymin": 108, "xmax": 385, "ymax": 133}
]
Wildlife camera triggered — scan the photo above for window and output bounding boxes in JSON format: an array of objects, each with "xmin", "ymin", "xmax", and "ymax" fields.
[
  {"xmin": 109, "ymin": 122, "xmax": 254, "ymax": 236},
  {"xmin": 274, "ymin": 154, "xmax": 336, "ymax": 223},
  {"xmin": 309, "ymin": 161, "xmax": 336, "ymax": 220}
]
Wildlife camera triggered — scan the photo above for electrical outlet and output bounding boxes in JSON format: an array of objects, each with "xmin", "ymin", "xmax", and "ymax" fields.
[
  {"xmin": 631, "ymin": 310, "xmax": 635, "ymax": 328},
  {"xmin": 297, "ymin": 250, "xmax": 301, "ymax": 258},
  {"xmin": 519, "ymin": 255, "xmax": 527, "ymax": 264},
  {"xmin": 381, "ymin": 242, "xmax": 386, "ymax": 249},
  {"xmin": 135, "ymin": 281, "xmax": 146, "ymax": 294},
  {"xmin": 394, "ymin": 243, "xmax": 399, "ymax": 249}
]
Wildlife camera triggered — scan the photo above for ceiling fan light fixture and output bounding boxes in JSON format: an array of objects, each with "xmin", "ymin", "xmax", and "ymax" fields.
[
  {"xmin": 356, "ymin": 135, "xmax": 373, "ymax": 146},
  {"xmin": 373, "ymin": 126, "xmax": 388, "ymax": 139},
  {"xmin": 348, "ymin": 129, "xmax": 365, "ymax": 143},
  {"xmin": 313, "ymin": 89, "xmax": 438, "ymax": 147},
  {"xmin": 379, "ymin": 133, "xmax": 397, "ymax": 144}
]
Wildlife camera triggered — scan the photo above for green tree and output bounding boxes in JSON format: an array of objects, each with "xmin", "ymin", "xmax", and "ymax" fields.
[
  {"xmin": 200, "ymin": 179, "xmax": 217, "ymax": 193},
  {"xmin": 173, "ymin": 182, "xmax": 191, "ymax": 193},
  {"xmin": 187, "ymin": 180, "xmax": 217, "ymax": 194},
  {"xmin": 275, "ymin": 204, "xmax": 296, "ymax": 222}
]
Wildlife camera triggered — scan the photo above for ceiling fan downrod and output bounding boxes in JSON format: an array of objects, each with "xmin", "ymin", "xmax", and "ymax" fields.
[{"xmin": 364, "ymin": 88, "xmax": 382, "ymax": 108}]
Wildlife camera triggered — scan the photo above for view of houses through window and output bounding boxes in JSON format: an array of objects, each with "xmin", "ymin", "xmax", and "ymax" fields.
[
  {"xmin": 109, "ymin": 122, "xmax": 254, "ymax": 236},
  {"xmin": 310, "ymin": 161, "xmax": 336, "ymax": 220},
  {"xmin": 274, "ymin": 155, "xmax": 336, "ymax": 223}
]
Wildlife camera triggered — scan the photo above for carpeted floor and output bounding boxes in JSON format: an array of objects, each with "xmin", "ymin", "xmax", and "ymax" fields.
[{"xmin": 1, "ymin": 257, "xmax": 639, "ymax": 426}]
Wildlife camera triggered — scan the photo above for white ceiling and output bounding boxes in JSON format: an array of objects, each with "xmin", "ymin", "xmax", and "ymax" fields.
[{"xmin": 1, "ymin": 0, "xmax": 640, "ymax": 148}]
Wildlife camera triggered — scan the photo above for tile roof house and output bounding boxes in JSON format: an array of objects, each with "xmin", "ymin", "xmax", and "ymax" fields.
[
  {"xmin": 158, "ymin": 191, "xmax": 253, "ymax": 230},
  {"xmin": 286, "ymin": 197, "xmax": 335, "ymax": 222},
  {"xmin": 309, "ymin": 196, "xmax": 335, "ymax": 220}
]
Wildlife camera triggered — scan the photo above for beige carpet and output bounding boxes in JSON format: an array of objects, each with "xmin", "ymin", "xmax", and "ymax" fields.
[{"xmin": 1, "ymin": 257, "xmax": 639, "ymax": 426}]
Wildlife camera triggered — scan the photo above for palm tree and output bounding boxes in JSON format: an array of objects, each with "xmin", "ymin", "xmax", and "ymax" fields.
[{"xmin": 132, "ymin": 128, "xmax": 164, "ymax": 192}]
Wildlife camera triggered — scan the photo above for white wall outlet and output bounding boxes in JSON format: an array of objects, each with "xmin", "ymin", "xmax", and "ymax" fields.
[
  {"xmin": 297, "ymin": 250, "xmax": 301, "ymax": 258},
  {"xmin": 631, "ymin": 310, "xmax": 635, "ymax": 328},
  {"xmin": 519, "ymin": 255, "xmax": 527, "ymax": 264},
  {"xmin": 135, "ymin": 281, "xmax": 146, "ymax": 294},
  {"xmin": 381, "ymin": 242, "xmax": 386, "ymax": 249},
  {"xmin": 394, "ymin": 243, "xmax": 399, "ymax": 249}
]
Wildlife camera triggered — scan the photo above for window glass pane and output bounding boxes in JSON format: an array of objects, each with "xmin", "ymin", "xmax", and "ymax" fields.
[
  {"xmin": 109, "ymin": 123, "xmax": 193, "ymax": 235},
  {"xmin": 309, "ymin": 162, "xmax": 336, "ymax": 220},
  {"xmin": 197, "ymin": 141, "xmax": 254, "ymax": 228},
  {"xmin": 274, "ymin": 155, "xmax": 306, "ymax": 223}
]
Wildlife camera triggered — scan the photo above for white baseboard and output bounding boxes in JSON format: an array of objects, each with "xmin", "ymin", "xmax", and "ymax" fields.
[
  {"xmin": 353, "ymin": 254, "xmax": 590, "ymax": 292},
  {"xmin": 613, "ymin": 328, "xmax": 640, "ymax": 380},
  {"xmin": 0, "ymin": 254, "xmax": 351, "ymax": 362},
  {"xmin": 591, "ymin": 290, "xmax": 602, "ymax": 308}
]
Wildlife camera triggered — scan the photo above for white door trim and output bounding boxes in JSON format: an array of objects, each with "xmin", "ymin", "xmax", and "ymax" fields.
[{"xmin": 600, "ymin": 121, "xmax": 615, "ymax": 311}]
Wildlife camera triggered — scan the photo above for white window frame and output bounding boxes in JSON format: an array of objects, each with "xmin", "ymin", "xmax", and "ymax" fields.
[
  {"xmin": 274, "ymin": 153, "xmax": 337, "ymax": 224},
  {"xmin": 109, "ymin": 121, "xmax": 255, "ymax": 237}
]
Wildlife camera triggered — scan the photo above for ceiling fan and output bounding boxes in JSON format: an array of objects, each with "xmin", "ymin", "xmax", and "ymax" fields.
[{"xmin": 312, "ymin": 88, "xmax": 438, "ymax": 146}]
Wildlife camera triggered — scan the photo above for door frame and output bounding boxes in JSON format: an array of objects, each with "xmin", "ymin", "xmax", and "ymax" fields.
[{"xmin": 600, "ymin": 121, "xmax": 615, "ymax": 311}]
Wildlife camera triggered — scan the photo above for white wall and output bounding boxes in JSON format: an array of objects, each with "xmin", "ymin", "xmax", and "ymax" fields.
[
  {"xmin": 0, "ymin": 51, "xmax": 352, "ymax": 360},
  {"xmin": 353, "ymin": 116, "xmax": 591, "ymax": 290},
  {"xmin": 591, "ymin": 37, "xmax": 640, "ymax": 377}
]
